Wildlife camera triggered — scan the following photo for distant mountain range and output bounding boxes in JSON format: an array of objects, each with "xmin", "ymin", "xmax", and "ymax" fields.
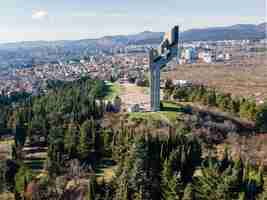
[
  {"xmin": 92, "ymin": 22, "xmax": 267, "ymax": 44},
  {"xmin": 1, "ymin": 22, "xmax": 266, "ymax": 49},
  {"xmin": 0, "ymin": 22, "xmax": 266, "ymax": 68},
  {"xmin": 181, "ymin": 23, "xmax": 266, "ymax": 41}
]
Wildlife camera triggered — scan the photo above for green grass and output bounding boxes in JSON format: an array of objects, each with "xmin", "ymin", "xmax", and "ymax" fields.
[
  {"xmin": 129, "ymin": 111, "xmax": 176, "ymax": 126},
  {"xmin": 128, "ymin": 101, "xmax": 189, "ymax": 125},
  {"xmin": 129, "ymin": 112, "xmax": 168, "ymax": 126},
  {"xmin": 162, "ymin": 101, "xmax": 180, "ymax": 109},
  {"xmin": 160, "ymin": 111, "xmax": 179, "ymax": 124},
  {"xmin": 104, "ymin": 82, "xmax": 122, "ymax": 100},
  {"xmin": 160, "ymin": 101, "xmax": 186, "ymax": 124},
  {"xmin": 129, "ymin": 111, "xmax": 166, "ymax": 121}
]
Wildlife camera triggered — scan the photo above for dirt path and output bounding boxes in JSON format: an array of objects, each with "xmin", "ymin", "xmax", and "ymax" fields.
[{"xmin": 120, "ymin": 83, "xmax": 151, "ymax": 111}]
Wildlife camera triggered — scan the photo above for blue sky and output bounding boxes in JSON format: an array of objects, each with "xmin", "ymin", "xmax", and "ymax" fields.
[{"xmin": 0, "ymin": 0, "xmax": 266, "ymax": 43}]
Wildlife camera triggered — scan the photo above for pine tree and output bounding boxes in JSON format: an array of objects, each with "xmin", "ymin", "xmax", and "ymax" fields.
[
  {"xmin": 182, "ymin": 183, "xmax": 195, "ymax": 200},
  {"xmin": 161, "ymin": 159, "xmax": 180, "ymax": 200},
  {"xmin": 90, "ymin": 118, "xmax": 97, "ymax": 153},
  {"xmin": 231, "ymin": 99, "xmax": 240, "ymax": 115},
  {"xmin": 114, "ymin": 139, "xmax": 133, "ymax": 200},
  {"xmin": 101, "ymin": 129, "xmax": 113, "ymax": 156},
  {"xmin": 195, "ymin": 160, "xmax": 226, "ymax": 200},
  {"xmin": 79, "ymin": 120, "xmax": 92, "ymax": 159},
  {"xmin": 220, "ymin": 147, "xmax": 231, "ymax": 172},
  {"xmin": 114, "ymin": 179, "xmax": 129, "ymax": 200},
  {"xmin": 256, "ymin": 102, "xmax": 267, "ymax": 132},
  {"xmin": 133, "ymin": 187, "xmax": 143, "ymax": 200},
  {"xmin": 263, "ymin": 189, "xmax": 267, "ymax": 200},
  {"xmin": 207, "ymin": 89, "xmax": 217, "ymax": 107},
  {"xmin": 87, "ymin": 177, "xmax": 96, "ymax": 200},
  {"xmin": 129, "ymin": 137, "xmax": 151, "ymax": 199},
  {"xmin": 233, "ymin": 156, "xmax": 244, "ymax": 188},
  {"xmin": 64, "ymin": 122, "xmax": 79, "ymax": 157},
  {"xmin": 238, "ymin": 192, "xmax": 246, "ymax": 200},
  {"xmin": 48, "ymin": 126, "xmax": 64, "ymax": 163},
  {"xmin": 127, "ymin": 135, "xmax": 162, "ymax": 200},
  {"xmin": 14, "ymin": 120, "xmax": 27, "ymax": 147},
  {"xmin": 0, "ymin": 161, "xmax": 7, "ymax": 193},
  {"xmin": 15, "ymin": 165, "xmax": 33, "ymax": 198},
  {"xmin": 257, "ymin": 165, "xmax": 264, "ymax": 191}
]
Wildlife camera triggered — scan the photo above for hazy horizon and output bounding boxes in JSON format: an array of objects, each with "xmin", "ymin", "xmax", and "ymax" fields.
[
  {"xmin": 0, "ymin": 0, "xmax": 266, "ymax": 43},
  {"xmin": 0, "ymin": 21, "xmax": 266, "ymax": 45}
]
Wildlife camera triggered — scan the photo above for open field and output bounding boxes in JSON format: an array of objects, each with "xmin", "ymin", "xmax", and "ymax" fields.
[{"xmin": 163, "ymin": 54, "xmax": 267, "ymax": 103}]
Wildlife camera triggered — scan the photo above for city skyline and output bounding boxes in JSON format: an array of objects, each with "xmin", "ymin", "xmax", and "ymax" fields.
[{"xmin": 0, "ymin": 0, "xmax": 266, "ymax": 43}]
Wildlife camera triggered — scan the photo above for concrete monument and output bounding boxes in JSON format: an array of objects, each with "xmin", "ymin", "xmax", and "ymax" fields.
[{"xmin": 149, "ymin": 26, "xmax": 179, "ymax": 111}]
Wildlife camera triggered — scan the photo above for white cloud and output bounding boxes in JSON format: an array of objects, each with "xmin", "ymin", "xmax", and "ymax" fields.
[{"xmin": 32, "ymin": 10, "xmax": 48, "ymax": 20}]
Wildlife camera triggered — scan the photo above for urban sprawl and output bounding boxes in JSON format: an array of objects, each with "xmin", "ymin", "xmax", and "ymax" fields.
[{"xmin": 1, "ymin": 39, "xmax": 266, "ymax": 101}]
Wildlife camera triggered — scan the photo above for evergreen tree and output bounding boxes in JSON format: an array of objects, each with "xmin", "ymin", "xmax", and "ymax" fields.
[
  {"xmin": 87, "ymin": 177, "xmax": 96, "ymax": 200},
  {"xmin": 231, "ymin": 99, "xmax": 241, "ymax": 115},
  {"xmin": 232, "ymin": 156, "xmax": 244, "ymax": 188},
  {"xmin": 0, "ymin": 161, "xmax": 7, "ymax": 193},
  {"xmin": 129, "ymin": 136, "xmax": 153, "ymax": 200},
  {"xmin": 161, "ymin": 159, "xmax": 180, "ymax": 200},
  {"xmin": 133, "ymin": 187, "xmax": 143, "ymax": 200},
  {"xmin": 15, "ymin": 165, "xmax": 33, "ymax": 198},
  {"xmin": 238, "ymin": 192, "xmax": 246, "ymax": 200},
  {"xmin": 101, "ymin": 128, "xmax": 113, "ymax": 156},
  {"xmin": 114, "ymin": 179, "xmax": 129, "ymax": 200},
  {"xmin": 48, "ymin": 126, "xmax": 64, "ymax": 163},
  {"xmin": 256, "ymin": 102, "xmax": 267, "ymax": 132},
  {"xmin": 220, "ymin": 147, "xmax": 231, "ymax": 172},
  {"xmin": 195, "ymin": 161, "xmax": 225, "ymax": 200},
  {"xmin": 182, "ymin": 183, "xmax": 195, "ymax": 200},
  {"xmin": 239, "ymin": 99, "xmax": 251, "ymax": 119},
  {"xmin": 195, "ymin": 157, "xmax": 264, "ymax": 200},
  {"xmin": 207, "ymin": 89, "xmax": 217, "ymax": 106},
  {"xmin": 14, "ymin": 121, "xmax": 27, "ymax": 148},
  {"xmin": 79, "ymin": 119, "xmax": 93, "ymax": 159},
  {"xmin": 64, "ymin": 122, "xmax": 79, "ymax": 157}
]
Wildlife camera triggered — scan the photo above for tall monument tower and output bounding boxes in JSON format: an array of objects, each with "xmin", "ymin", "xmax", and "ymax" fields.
[{"xmin": 149, "ymin": 26, "xmax": 179, "ymax": 111}]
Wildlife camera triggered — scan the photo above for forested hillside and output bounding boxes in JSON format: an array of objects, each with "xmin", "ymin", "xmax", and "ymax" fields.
[{"xmin": 0, "ymin": 77, "xmax": 266, "ymax": 200}]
